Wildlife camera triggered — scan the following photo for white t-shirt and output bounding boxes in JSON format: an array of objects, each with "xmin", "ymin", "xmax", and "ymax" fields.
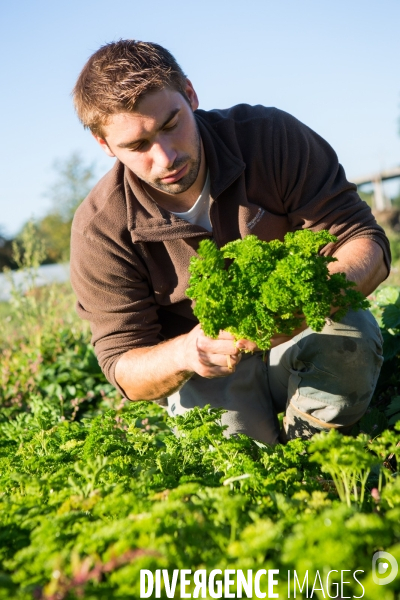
[{"xmin": 170, "ymin": 170, "xmax": 212, "ymax": 232}]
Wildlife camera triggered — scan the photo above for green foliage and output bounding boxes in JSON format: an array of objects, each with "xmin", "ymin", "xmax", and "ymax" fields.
[
  {"xmin": 358, "ymin": 189, "xmax": 374, "ymax": 208},
  {"xmin": 45, "ymin": 152, "xmax": 96, "ymax": 223},
  {"xmin": 0, "ymin": 402, "xmax": 398, "ymax": 598},
  {"xmin": 32, "ymin": 214, "xmax": 73, "ymax": 264},
  {"xmin": 385, "ymin": 396, "xmax": 400, "ymax": 426},
  {"xmin": 187, "ymin": 230, "xmax": 369, "ymax": 349},
  {"xmin": 353, "ymin": 285, "xmax": 400, "ymax": 438},
  {"xmin": 309, "ymin": 429, "xmax": 381, "ymax": 506},
  {"xmin": 11, "ymin": 220, "xmax": 47, "ymax": 273},
  {"xmin": 0, "ymin": 324, "xmax": 119, "ymax": 420},
  {"xmin": 17, "ymin": 153, "xmax": 97, "ymax": 264},
  {"xmin": 0, "ymin": 232, "xmax": 16, "ymax": 272},
  {"xmin": 374, "ymin": 286, "xmax": 400, "ymax": 360},
  {"xmin": 386, "ymin": 228, "xmax": 400, "ymax": 267},
  {"xmin": 0, "ymin": 223, "xmax": 121, "ymax": 420}
]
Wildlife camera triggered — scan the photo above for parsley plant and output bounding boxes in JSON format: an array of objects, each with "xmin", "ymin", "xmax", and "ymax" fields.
[{"xmin": 186, "ymin": 230, "xmax": 369, "ymax": 349}]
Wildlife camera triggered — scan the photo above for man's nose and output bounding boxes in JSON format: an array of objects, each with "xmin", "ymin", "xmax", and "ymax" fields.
[{"xmin": 151, "ymin": 142, "xmax": 177, "ymax": 169}]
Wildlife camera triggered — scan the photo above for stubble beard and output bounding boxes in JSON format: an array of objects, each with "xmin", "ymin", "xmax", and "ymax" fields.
[{"xmin": 145, "ymin": 122, "xmax": 202, "ymax": 195}]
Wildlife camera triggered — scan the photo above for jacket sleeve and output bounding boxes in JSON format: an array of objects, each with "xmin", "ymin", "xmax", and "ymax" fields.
[
  {"xmin": 70, "ymin": 226, "xmax": 161, "ymax": 395},
  {"xmin": 268, "ymin": 108, "xmax": 391, "ymax": 270}
]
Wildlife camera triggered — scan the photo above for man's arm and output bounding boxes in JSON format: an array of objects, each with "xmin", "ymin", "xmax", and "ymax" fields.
[
  {"xmin": 115, "ymin": 325, "xmax": 244, "ymax": 401},
  {"xmin": 328, "ymin": 237, "xmax": 388, "ymax": 298}
]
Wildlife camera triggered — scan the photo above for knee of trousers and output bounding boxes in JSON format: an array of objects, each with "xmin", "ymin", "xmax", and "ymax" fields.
[{"xmin": 284, "ymin": 309, "xmax": 383, "ymax": 440}]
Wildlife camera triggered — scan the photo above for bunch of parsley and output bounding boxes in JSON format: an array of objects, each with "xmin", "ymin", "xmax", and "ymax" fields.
[{"xmin": 186, "ymin": 230, "xmax": 369, "ymax": 349}]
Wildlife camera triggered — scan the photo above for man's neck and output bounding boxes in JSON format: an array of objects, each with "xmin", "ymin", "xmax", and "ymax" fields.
[{"xmin": 142, "ymin": 142, "xmax": 207, "ymax": 213}]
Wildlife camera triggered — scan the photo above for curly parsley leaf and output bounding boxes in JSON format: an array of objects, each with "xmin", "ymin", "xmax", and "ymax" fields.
[{"xmin": 186, "ymin": 230, "xmax": 369, "ymax": 349}]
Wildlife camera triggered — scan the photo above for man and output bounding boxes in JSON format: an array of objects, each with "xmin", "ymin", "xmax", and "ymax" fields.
[{"xmin": 70, "ymin": 40, "xmax": 389, "ymax": 444}]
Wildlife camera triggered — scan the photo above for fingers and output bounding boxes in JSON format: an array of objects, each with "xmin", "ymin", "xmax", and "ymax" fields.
[
  {"xmin": 197, "ymin": 329, "xmax": 240, "ymax": 356},
  {"xmin": 216, "ymin": 330, "xmax": 236, "ymax": 340},
  {"xmin": 185, "ymin": 326, "xmax": 252, "ymax": 378},
  {"xmin": 196, "ymin": 356, "xmax": 236, "ymax": 379},
  {"xmin": 197, "ymin": 349, "xmax": 242, "ymax": 370},
  {"xmin": 235, "ymin": 338, "xmax": 259, "ymax": 353},
  {"xmin": 196, "ymin": 329, "xmax": 242, "ymax": 376}
]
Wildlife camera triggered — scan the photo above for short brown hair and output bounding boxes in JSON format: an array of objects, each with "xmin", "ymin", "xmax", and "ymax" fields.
[{"xmin": 73, "ymin": 40, "xmax": 188, "ymax": 137}]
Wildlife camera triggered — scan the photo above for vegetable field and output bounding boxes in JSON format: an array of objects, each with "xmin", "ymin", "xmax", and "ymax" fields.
[{"xmin": 1, "ymin": 246, "xmax": 400, "ymax": 598}]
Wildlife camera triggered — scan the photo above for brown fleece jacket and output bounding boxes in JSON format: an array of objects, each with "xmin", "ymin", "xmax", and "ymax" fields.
[{"xmin": 70, "ymin": 104, "xmax": 390, "ymax": 394}]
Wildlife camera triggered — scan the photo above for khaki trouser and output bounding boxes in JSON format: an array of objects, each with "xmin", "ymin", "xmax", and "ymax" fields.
[{"xmin": 167, "ymin": 310, "xmax": 383, "ymax": 444}]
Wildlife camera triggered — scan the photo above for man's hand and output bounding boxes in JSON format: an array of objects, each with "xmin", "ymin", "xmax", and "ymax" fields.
[
  {"xmin": 179, "ymin": 325, "xmax": 243, "ymax": 377},
  {"xmin": 115, "ymin": 325, "xmax": 253, "ymax": 401}
]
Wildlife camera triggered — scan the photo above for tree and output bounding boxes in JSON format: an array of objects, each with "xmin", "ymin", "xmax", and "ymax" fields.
[
  {"xmin": 45, "ymin": 152, "xmax": 97, "ymax": 222},
  {"xmin": 19, "ymin": 153, "xmax": 97, "ymax": 264},
  {"xmin": 0, "ymin": 229, "xmax": 16, "ymax": 271}
]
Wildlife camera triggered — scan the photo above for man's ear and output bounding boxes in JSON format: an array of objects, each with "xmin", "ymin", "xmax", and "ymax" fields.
[
  {"xmin": 92, "ymin": 134, "xmax": 116, "ymax": 158},
  {"xmin": 184, "ymin": 79, "xmax": 199, "ymax": 111}
]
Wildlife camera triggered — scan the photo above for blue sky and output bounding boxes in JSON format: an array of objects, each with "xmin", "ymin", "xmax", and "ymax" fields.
[{"xmin": 1, "ymin": 0, "xmax": 399, "ymax": 236}]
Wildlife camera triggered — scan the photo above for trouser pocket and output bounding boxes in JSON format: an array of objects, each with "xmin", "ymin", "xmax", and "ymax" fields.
[{"xmin": 280, "ymin": 309, "xmax": 383, "ymax": 441}]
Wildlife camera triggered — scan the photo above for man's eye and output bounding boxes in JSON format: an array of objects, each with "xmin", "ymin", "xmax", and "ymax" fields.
[
  {"xmin": 164, "ymin": 119, "xmax": 178, "ymax": 131},
  {"xmin": 130, "ymin": 141, "xmax": 147, "ymax": 152}
]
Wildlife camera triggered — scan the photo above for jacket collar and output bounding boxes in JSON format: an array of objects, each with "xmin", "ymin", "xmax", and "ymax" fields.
[
  {"xmin": 125, "ymin": 110, "xmax": 246, "ymax": 243},
  {"xmin": 195, "ymin": 111, "xmax": 246, "ymax": 199}
]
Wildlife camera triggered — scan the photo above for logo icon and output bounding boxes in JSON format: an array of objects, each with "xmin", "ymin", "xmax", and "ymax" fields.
[{"xmin": 372, "ymin": 551, "xmax": 398, "ymax": 585}]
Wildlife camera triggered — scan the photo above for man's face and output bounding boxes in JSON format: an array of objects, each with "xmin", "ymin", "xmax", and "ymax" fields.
[{"xmin": 94, "ymin": 82, "xmax": 202, "ymax": 195}]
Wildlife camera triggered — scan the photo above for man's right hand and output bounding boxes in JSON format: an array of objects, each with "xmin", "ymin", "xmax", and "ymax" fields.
[
  {"xmin": 179, "ymin": 324, "xmax": 244, "ymax": 378},
  {"xmin": 115, "ymin": 324, "xmax": 253, "ymax": 401}
]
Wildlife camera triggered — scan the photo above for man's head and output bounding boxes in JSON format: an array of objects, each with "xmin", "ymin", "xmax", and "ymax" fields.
[
  {"xmin": 73, "ymin": 40, "xmax": 203, "ymax": 199},
  {"xmin": 73, "ymin": 40, "xmax": 189, "ymax": 138}
]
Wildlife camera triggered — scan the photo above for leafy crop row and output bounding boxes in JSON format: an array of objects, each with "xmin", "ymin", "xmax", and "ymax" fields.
[{"xmin": 0, "ymin": 400, "xmax": 399, "ymax": 599}]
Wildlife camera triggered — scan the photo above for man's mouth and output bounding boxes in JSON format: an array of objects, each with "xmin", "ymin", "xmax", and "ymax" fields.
[{"xmin": 159, "ymin": 163, "xmax": 188, "ymax": 184}]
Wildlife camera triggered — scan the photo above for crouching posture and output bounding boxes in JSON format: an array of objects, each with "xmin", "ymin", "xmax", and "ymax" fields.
[
  {"xmin": 168, "ymin": 309, "xmax": 383, "ymax": 444},
  {"xmin": 70, "ymin": 40, "xmax": 389, "ymax": 444}
]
